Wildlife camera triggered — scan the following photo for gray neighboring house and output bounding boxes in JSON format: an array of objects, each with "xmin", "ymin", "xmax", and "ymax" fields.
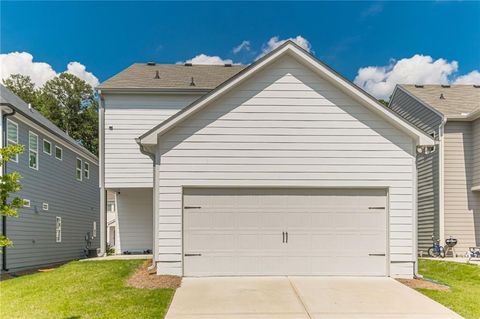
[
  {"xmin": 389, "ymin": 84, "xmax": 480, "ymax": 255},
  {"xmin": 0, "ymin": 84, "xmax": 100, "ymax": 273}
]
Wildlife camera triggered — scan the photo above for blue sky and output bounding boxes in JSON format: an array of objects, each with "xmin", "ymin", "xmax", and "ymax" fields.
[{"xmin": 1, "ymin": 1, "xmax": 479, "ymax": 99}]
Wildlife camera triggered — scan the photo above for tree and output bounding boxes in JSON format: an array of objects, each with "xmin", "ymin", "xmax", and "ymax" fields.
[
  {"xmin": 0, "ymin": 144, "xmax": 25, "ymax": 248},
  {"xmin": 3, "ymin": 73, "xmax": 99, "ymax": 155},
  {"xmin": 41, "ymin": 73, "xmax": 98, "ymax": 154},
  {"xmin": 3, "ymin": 74, "xmax": 39, "ymax": 107},
  {"xmin": 378, "ymin": 99, "xmax": 389, "ymax": 107}
]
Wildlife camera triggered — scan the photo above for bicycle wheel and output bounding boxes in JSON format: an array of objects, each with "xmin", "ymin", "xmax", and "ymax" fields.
[{"xmin": 428, "ymin": 247, "xmax": 438, "ymax": 257}]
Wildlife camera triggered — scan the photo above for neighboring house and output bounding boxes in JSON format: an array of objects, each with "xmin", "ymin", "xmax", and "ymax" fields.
[
  {"xmin": 0, "ymin": 85, "xmax": 100, "ymax": 273},
  {"xmin": 97, "ymin": 41, "xmax": 434, "ymax": 278},
  {"xmin": 106, "ymin": 191, "xmax": 117, "ymax": 250},
  {"xmin": 389, "ymin": 84, "xmax": 480, "ymax": 256}
]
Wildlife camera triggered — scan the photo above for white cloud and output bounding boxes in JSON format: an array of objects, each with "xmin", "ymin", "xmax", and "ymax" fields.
[
  {"xmin": 0, "ymin": 52, "xmax": 57, "ymax": 88},
  {"xmin": 177, "ymin": 54, "xmax": 234, "ymax": 65},
  {"xmin": 233, "ymin": 40, "xmax": 251, "ymax": 54},
  {"xmin": 0, "ymin": 51, "xmax": 99, "ymax": 88},
  {"xmin": 66, "ymin": 61, "xmax": 99, "ymax": 87},
  {"xmin": 353, "ymin": 54, "xmax": 480, "ymax": 100},
  {"xmin": 256, "ymin": 35, "xmax": 312, "ymax": 60},
  {"xmin": 454, "ymin": 70, "xmax": 480, "ymax": 84}
]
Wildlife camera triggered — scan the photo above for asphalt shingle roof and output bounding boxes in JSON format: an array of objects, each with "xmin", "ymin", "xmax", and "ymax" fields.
[
  {"xmin": 401, "ymin": 84, "xmax": 480, "ymax": 119},
  {"xmin": 97, "ymin": 63, "xmax": 247, "ymax": 90}
]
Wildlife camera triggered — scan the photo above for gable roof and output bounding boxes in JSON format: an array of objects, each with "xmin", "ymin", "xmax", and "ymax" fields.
[
  {"xmin": 97, "ymin": 63, "xmax": 246, "ymax": 92},
  {"xmin": 400, "ymin": 84, "xmax": 480, "ymax": 120},
  {"xmin": 137, "ymin": 41, "xmax": 435, "ymax": 147},
  {"xmin": 0, "ymin": 84, "xmax": 98, "ymax": 162}
]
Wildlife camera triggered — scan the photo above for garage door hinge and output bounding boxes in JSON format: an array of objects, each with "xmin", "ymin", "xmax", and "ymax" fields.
[
  {"xmin": 184, "ymin": 253, "xmax": 202, "ymax": 257},
  {"xmin": 368, "ymin": 253, "xmax": 386, "ymax": 256},
  {"xmin": 184, "ymin": 206, "xmax": 202, "ymax": 209},
  {"xmin": 368, "ymin": 207, "xmax": 385, "ymax": 210}
]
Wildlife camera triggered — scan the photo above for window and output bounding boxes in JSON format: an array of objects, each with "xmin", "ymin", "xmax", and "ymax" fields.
[
  {"xmin": 93, "ymin": 221, "xmax": 97, "ymax": 238},
  {"xmin": 7, "ymin": 120, "xmax": 18, "ymax": 162},
  {"xmin": 55, "ymin": 146, "xmax": 63, "ymax": 160},
  {"xmin": 23, "ymin": 199, "xmax": 31, "ymax": 207},
  {"xmin": 43, "ymin": 140, "xmax": 52, "ymax": 155},
  {"xmin": 55, "ymin": 217, "xmax": 62, "ymax": 243},
  {"xmin": 29, "ymin": 131, "xmax": 38, "ymax": 170},
  {"xmin": 84, "ymin": 162, "xmax": 90, "ymax": 179},
  {"xmin": 107, "ymin": 202, "xmax": 115, "ymax": 213},
  {"xmin": 42, "ymin": 203, "xmax": 49, "ymax": 211},
  {"xmin": 76, "ymin": 158, "xmax": 82, "ymax": 181}
]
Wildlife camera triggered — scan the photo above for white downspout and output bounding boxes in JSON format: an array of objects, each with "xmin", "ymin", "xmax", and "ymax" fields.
[
  {"xmin": 439, "ymin": 118, "xmax": 447, "ymax": 246},
  {"xmin": 98, "ymin": 91, "xmax": 107, "ymax": 256}
]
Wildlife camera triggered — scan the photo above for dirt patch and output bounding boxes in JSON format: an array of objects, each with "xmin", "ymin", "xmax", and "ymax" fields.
[
  {"xmin": 127, "ymin": 259, "xmax": 181, "ymax": 289},
  {"xmin": 0, "ymin": 262, "xmax": 66, "ymax": 281},
  {"xmin": 397, "ymin": 278, "xmax": 449, "ymax": 291}
]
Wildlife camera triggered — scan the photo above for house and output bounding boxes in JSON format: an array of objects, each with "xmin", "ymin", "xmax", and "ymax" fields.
[
  {"xmin": 97, "ymin": 41, "xmax": 434, "ymax": 278},
  {"xmin": 0, "ymin": 85, "xmax": 100, "ymax": 273},
  {"xmin": 389, "ymin": 84, "xmax": 480, "ymax": 256}
]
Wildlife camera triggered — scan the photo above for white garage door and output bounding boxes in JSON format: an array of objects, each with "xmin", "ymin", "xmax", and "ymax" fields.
[{"xmin": 184, "ymin": 188, "xmax": 387, "ymax": 276}]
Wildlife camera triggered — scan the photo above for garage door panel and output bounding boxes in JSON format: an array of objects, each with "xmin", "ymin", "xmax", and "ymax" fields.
[{"xmin": 183, "ymin": 188, "xmax": 387, "ymax": 276}]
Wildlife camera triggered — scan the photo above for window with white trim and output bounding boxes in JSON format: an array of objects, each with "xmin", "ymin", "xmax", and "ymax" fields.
[
  {"xmin": 76, "ymin": 158, "xmax": 82, "ymax": 181},
  {"xmin": 7, "ymin": 120, "xmax": 19, "ymax": 162},
  {"xmin": 29, "ymin": 131, "xmax": 38, "ymax": 169},
  {"xmin": 42, "ymin": 203, "xmax": 49, "ymax": 211},
  {"xmin": 84, "ymin": 162, "xmax": 90, "ymax": 179},
  {"xmin": 93, "ymin": 221, "xmax": 97, "ymax": 238},
  {"xmin": 55, "ymin": 146, "xmax": 63, "ymax": 160},
  {"xmin": 55, "ymin": 217, "xmax": 62, "ymax": 243},
  {"xmin": 23, "ymin": 199, "xmax": 31, "ymax": 207},
  {"xmin": 43, "ymin": 140, "xmax": 52, "ymax": 155}
]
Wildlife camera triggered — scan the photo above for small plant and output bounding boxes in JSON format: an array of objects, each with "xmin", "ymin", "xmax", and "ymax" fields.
[
  {"xmin": 0, "ymin": 144, "xmax": 25, "ymax": 248},
  {"xmin": 106, "ymin": 243, "xmax": 115, "ymax": 256}
]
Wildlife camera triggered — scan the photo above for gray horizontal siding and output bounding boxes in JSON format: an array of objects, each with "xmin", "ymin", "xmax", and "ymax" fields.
[
  {"xmin": 389, "ymin": 86, "xmax": 443, "ymax": 255},
  {"xmin": 473, "ymin": 119, "xmax": 480, "ymax": 189},
  {"xmin": 389, "ymin": 87, "xmax": 443, "ymax": 137},
  {"xmin": 416, "ymin": 150, "xmax": 440, "ymax": 254},
  {"xmin": 444, "ymin": 122, "xmax": 480, "ymax": 252},
  {"xmin": 4, "ymin": 115, "xmax": 99, "ymax": 272}
]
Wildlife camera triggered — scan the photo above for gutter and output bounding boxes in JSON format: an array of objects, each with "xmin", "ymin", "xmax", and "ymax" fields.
[
  {"xmin": 96, "ymin": 87, "xmax": 212, "ymax": 95},
  {"xmin": 2, "ymin": 107, "xmax": 16, "ymax": 272},
  {"xmin": 135, "ymin": 138, "xmax": 158, "ymax": 272}
]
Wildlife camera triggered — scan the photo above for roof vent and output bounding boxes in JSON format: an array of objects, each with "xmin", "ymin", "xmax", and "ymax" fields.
[
  {"xmin": 474, "ymin": 85, "xmax": 480, "ymax": 88},
  {"xmin": 154, "ymin": 70, "xmax": 160, "ymax": 79},
  {"xmin": 147, "ymin": 62, "xmax": 156, "ymax": 66},
  {"xmin": 440, "ymin": 93, "xmax": 445, "ymax": 100},
  {"xmin": 224, "ymin": 63, "xmax": 232, "ymax": 67},
  {"xmin": 190, "ymin": 77, "xmax": 196, "ymax": 86},
  {"xmin": 184, "ymin": 63, "xmax": 192, "ymax": 67},
  {"xmin": 415, "ymin": 84, "xmax": 424, "ymax": 88},
  {"xmin": 441, "ymin": 85, "xmax": 450, "ymax": 88}
]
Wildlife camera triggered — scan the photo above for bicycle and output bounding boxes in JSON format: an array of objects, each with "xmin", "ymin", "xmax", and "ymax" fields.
[{"xmin": 428, "ymin": 235, "xmax": 445, "ymax": 258}]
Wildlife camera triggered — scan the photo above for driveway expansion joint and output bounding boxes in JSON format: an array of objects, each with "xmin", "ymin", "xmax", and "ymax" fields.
[{"xmin": 287, "ymin": 277, "xmax": 312, "ymax": 319}]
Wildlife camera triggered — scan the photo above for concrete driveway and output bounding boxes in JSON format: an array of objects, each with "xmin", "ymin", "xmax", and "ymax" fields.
[{"xmin": 165, "ymin": 277, "xmax": 462, "ymax": 319}]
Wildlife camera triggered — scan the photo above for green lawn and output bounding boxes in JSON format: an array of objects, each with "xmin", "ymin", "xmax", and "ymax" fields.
[
  {"xmin": 0, "ymin": 260, "xmax": 174, "ymax": 319},
  {"xmin": 418, "ymin": 259, "xmax": 480, "ymax": 319}
]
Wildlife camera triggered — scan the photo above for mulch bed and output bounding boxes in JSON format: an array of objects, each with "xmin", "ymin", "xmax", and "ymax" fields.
[
  {"xmin": 127, "ymin": 259, "xmax": 182, "ymax": 289},
  {"xmin": 397, "ymin": 278, "xmax": 450, "ymax": 291}
]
